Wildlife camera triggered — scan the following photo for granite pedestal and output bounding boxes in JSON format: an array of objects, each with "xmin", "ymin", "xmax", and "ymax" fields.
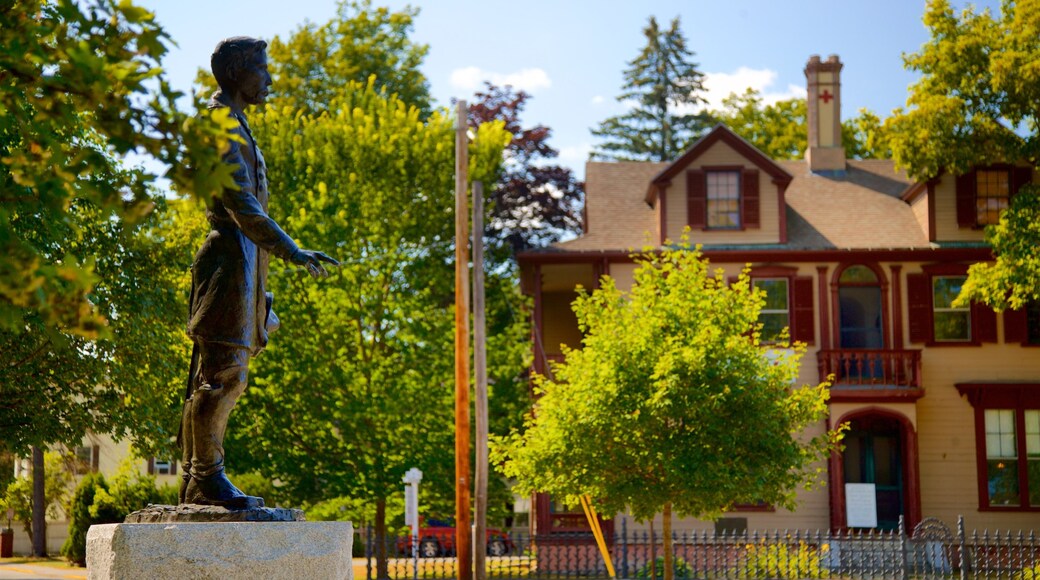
[{"xmin": 86, "ymin": 517, "xmax": 353, "ymax": 580}]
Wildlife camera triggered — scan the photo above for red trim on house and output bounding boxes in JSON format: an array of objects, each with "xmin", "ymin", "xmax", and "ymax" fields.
[
  {"xmin": 658, "ymin": 181, "xmax": 669, "ymax": 245},
  {"xmin": 517, "ymin": 247, "xmax": 993, "ymax": 267},
  {"xmin": 957, "ymin": 382, "xmax": 1040, "ymax": 512},
  {"xmin": 926, "ymin": 181, "xmax": 937, "ymax": 243},
  {"xmin": 900, "ymin": 182, "xmax": 926, "ymax": 203},
  {"xmin": 817, "ymin": 266, "xmax": 832, "ymax": 350},
  {"xmin": 645, "ymin": 124, "xmax": 793, "ymax": 205},
  {"xmin": 776, "ymin": 179, "xmax": 789, "ymax": 244},
  {"xmin": 687, "ymin": 169, "xmax": 707, "ymax": 230},
  {"xmin": 830, "ymin": 407, "xmax": 921, "ymax": 532},
  {"xmin": 890, "ymin": 265, "xmax": 904, "ymax": 350},
  {"xmin": 532, "ymin": 264, "xmax": 543, "ymax": 378}
]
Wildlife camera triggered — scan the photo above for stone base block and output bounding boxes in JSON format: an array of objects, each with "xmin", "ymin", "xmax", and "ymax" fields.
[{"xmin": 86, "ymin": 521, "xmax": 353, "ymax": 580}]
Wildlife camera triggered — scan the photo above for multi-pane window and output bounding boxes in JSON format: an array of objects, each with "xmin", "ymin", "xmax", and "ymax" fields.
[
  {"xmin": 754, "ymin": 278, "xmax": 789, "ymax": 343},
  {"xmin": 73, "ymin": 446, "xmax": 94, "ymax": 475},
  {"xmin": 153, "ymin": 459, "xmax": 173, "ymax": 475},
  {"xmin": 933, "ymin": 276, "xmax": 971, "ymax": 341},
  {"xmin": 984, "ymin": 409, "xmax": 1040, "ymax": 507},
  {"xmin": 706, "ymin": 171, "xmax": 740, "ymax": 229},
  {"xmin": 976, "ymin": 170, "xmax": 1010, "ymax": 226}
]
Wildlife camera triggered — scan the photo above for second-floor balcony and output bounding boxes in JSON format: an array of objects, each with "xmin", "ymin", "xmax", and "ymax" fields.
[{"xmin": 817, "ymin": 349, "xmax": 924, "ymax": 401}]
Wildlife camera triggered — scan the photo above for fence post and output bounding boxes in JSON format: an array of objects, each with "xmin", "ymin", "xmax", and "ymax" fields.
[
  {"xmin": 958, "ymin": 516, "xmax": 968, "ymax": 580},
  {"xmin": 898, "ymin": 515, "xmax": 908, "ymax": 580},
  {"xmin": 366, "ymin": 523, "xmax": 373, "ymax": 580},
  {"xmin": 621, "ymin": 518, "xmax": 628, "ymax": 579}
]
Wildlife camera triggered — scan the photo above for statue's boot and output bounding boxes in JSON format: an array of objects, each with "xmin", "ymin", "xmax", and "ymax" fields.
[{"xmin": 186, "ymin": 382, "xmax": 264, "ymax": 509}]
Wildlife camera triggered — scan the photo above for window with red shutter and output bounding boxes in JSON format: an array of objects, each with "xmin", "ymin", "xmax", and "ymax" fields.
[
  {"xmin": 906, "ymin": 274, "xmax": 932, "ymax": 344},
  {"xmin": 791, "ymin": 276, "xmax": 815, "ymax": 344},
  {"xmin": 687, "ymin": 169, "xmax": 706, "ymax": 229},
  {"xmin": 742, "ymin": 168, "xmax": 760, "ymax": 229}
]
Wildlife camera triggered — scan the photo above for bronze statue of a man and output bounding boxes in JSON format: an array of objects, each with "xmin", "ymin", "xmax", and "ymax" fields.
[{"xmin": 178, "ymin": 36, "xmax": 338, "ymax": 509}]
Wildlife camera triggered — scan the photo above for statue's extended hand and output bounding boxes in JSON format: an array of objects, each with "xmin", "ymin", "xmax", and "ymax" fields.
[{"xmin": 290, "ymin": 248, "xmax": 340, "ymax": 278}]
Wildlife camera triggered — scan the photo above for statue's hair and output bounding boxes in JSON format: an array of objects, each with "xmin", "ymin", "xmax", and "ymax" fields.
[{"xmin": 211, "ymin": 36, "xmax": 268, "ymax": 92}]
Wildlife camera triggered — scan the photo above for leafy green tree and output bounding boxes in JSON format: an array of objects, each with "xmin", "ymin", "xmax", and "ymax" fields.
[
  {"xmin": 0, "ymin": 451, "xmax": 70, "ymax": 547},
  {"xmin": 220, "ymin": 77, "xmax": 514, "ymax": 577},
  {"xmin": 0, "ymin": 197, "xmax": 201, "ymax": 459},
  {"xmin": 709, "ymin": 89, "xmax": 890, "ymax": 161},
  {"xmin": 61, "ymin": 473, "xmax": 120, "ymax": 566},
  {"xmin": 884, "ymin": 0, "xmax": 1040, "ymax": 310},
  {"xmin": 0, "ymin": 0, "xmax": 238, "ymax": 338},
  {"xmin": 591, "ymin": 16, "xmax": 712, "ymax": 162},
  {"xmin": 710, "ymin": 90, "xmax": 807, "ymax": 160},
  {"xmin": 266, "ymin": 0, "xmax": 431, "ymax": 116},
  {"xmin": 468, "ymin": 83, "xmax": 584, "ymax": 253},
  {"xmin": 493, "ymin": 241, "xmax": 839, "ymax": 579}
]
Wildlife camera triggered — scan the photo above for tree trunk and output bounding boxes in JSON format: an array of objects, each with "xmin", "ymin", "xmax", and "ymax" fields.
[
  {"xmin": 31, "ymin": 446, "xmax": 46, "ymax": 557},
  {"xmin": 662, "ymin": 503, "xmax": 673, "ymax": 580},
  {"xmin": 375, "ymin": 496, "xmax": 388, "ymax": 580}
]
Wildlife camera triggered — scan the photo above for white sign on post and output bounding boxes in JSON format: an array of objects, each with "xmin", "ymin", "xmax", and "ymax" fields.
[
  {"xmin": 402, "ymin": 467, "xmax": 423, "ymax": 530},
  {"xmin": 845, "ymin": 483, "xmax": 878, "ymax": 528}
]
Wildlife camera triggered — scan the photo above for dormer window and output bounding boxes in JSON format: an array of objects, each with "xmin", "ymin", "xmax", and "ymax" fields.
[
  {"xmin": 686, "ymin": 166, "xmax": 761, "ymax": 231},
  {"xmin": 956, "ymin": 165, "xmax": 1032, "ymax": 229},
  {"xmin": 707, "ymin": 170, "xmax": 741, "ymax": 229},
  {"xmin": 975, "ymin": 169, "xmax": 1010, "ymax": 226}
]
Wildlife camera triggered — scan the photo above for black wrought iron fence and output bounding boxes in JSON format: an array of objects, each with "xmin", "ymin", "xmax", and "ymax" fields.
[{"xmin": 363, "ymin": 516, "xmax": 1040, "ymax": 580}]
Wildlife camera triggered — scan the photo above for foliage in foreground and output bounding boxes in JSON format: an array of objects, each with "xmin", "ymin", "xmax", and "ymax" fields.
[
  {"xmin": 493, "ymin": 241, "xmax": 840, "ymax": 522},
  {"xmin": 885, "ymin": 0, "xmax": 1040, "ymax": 309}
]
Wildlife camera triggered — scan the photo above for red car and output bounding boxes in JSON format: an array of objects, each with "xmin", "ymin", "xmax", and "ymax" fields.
[{"xmin": 396, "ymin": 520, "xmax": 513, "ymax": 557}]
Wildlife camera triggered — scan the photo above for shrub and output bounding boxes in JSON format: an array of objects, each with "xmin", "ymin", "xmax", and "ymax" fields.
[
  {"xmin": 1015, "ymin": 563, "xmax": 1040, "ymax": 580},
  {"xmin": 61, "ymin": 473, "xmax": 121, "ymax": 566},
  {"xmin": 636, "ymin": 556, "xmax": 692, "ymax": 580},
  {"xmin": 743, "ymin": 540, "xmax": 825, "ymax": 579}
]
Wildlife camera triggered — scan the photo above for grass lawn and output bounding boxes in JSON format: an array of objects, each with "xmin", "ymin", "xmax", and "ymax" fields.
[{"xmin": 0, "ymin": 556, "xmax": 81, "ymax": 569}]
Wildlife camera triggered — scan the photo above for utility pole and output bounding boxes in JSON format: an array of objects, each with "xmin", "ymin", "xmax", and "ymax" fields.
[
  {"xmin": 472, "ymin": 180, "xmax": 488, "ymax": 580},
  {"xmin": 454, "ymin": 99, "xmax": 472, "ymax": 580}
]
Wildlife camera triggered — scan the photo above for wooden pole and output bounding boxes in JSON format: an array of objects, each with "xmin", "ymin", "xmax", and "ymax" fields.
[
  {"xmin": 454, "ymin": 100, "xmax": 472, "ymax": 580},
  {"xmin": 472, "ymin": 181, "xmax": 488, "ymax": 580}
]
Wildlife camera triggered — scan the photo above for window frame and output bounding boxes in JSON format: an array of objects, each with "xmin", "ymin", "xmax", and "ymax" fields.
[
  {"xmin": 753, "ymin": 277, "xmax": 790, "ymax": 344},
  {"xmin": 705, "ymin": 169, "xmax": 742, "ymax": 230},
  {"xmin": 907, "ymin": 264, "xmax": 997, "ymax": 347},
  {"xmin": 957, "ymin": 382, "xmax": 1040, "ymax": 512},
  {"xmin": 974, "ymin": 168, "xmax": 1011, "ymax": 227},
  {"xmin": 931, "ymin": 275, "xmax": 972, "ymax": 343}
]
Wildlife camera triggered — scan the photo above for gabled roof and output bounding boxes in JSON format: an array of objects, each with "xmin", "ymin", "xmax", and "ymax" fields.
[{"xmin": 645, "ymin": 124, "xmax": 794, "ymax": 206}]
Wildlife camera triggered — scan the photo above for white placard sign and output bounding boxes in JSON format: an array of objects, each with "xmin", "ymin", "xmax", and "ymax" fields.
[{"xmin": 845, "ymin": 483, "xmax": 878, "ymax": 528}]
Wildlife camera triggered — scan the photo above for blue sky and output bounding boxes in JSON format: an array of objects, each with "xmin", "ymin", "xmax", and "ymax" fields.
[{"xmin": 138, "ymin": 0, "xmax": 999, "ymax": 180}]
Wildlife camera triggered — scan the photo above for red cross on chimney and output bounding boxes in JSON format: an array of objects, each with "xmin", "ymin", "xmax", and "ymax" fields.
[{"xmin": 820, "ymin": 89, "xmax": 834, "ymax": 104}]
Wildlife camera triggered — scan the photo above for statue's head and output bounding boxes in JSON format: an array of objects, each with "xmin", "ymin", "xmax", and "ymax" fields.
[{"xmin": 211, "ymin": 36, "xmax": 270, "ymax": 106}]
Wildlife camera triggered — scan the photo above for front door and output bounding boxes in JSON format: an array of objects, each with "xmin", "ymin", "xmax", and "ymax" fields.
[{"xmin": 843, "ymin": 416, "xmax": 904, "ymax": 530}]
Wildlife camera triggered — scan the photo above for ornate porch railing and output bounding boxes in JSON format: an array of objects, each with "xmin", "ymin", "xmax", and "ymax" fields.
[{"xmin": 817, "ymin": 349, "xmax": 922, "ymax": 389}]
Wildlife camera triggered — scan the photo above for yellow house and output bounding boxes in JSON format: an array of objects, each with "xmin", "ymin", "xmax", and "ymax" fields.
[
  {"xmin": 518, "ymin": 55, "xmax": 1039, "ymax": 536},
  {"xmin": 7, "ymin": 434, "xmax": 179, "ymax": 556}
]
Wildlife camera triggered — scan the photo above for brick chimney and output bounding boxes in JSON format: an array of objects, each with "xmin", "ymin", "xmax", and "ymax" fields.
[{"xmin": 805, "ymin": 54, "xmax": 846, "ymax": 173}]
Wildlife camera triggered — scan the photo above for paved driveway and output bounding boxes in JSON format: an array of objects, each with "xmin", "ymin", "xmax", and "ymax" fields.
[{"xmin": 0, "ymin": 563, "xmax": 86, "ymax": 580}]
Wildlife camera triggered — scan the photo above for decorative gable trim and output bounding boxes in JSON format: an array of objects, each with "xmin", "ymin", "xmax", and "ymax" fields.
[{"xmin": 645, "ymin": 124, "xmax": 793, "ymax": 206}]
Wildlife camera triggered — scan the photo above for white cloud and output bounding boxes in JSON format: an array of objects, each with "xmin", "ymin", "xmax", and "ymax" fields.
[
  {"xmin": 701, "ymin": 67, "xmax": 806, "ymax": 110},
  {"xmin": 591, "ymin": 95, "xmax": 605, "ymax": 105},
  {"xmin": 558, "ymin": 142, "xmax": 593, "ymax": 167},
  {"xmin": 449, "ymin": 66, "xmax": 552, "ymax": 94}
]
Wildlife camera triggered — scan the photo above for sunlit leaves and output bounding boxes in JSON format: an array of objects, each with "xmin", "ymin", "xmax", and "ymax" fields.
[
  {"xmin": 0, "ymin": 0, "xmax": 237, "ymax": 336},
  {"xmin": 885, "ymin": 0, "xmax": 1040, "ymax": 308},
  {"xmin": 493, "ymin": 241, "xmax": 839, "ymax": 521}
]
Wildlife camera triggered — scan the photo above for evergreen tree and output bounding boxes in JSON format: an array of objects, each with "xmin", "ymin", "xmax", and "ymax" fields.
[{"xmin": 591, "ymin": 16, "xmax": 711, "ymax": 162}]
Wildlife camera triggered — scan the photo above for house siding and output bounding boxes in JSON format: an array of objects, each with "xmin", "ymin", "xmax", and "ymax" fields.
[{"xmin": 663, "ymin": 141, "xmax": 781, "ymax": 245}]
